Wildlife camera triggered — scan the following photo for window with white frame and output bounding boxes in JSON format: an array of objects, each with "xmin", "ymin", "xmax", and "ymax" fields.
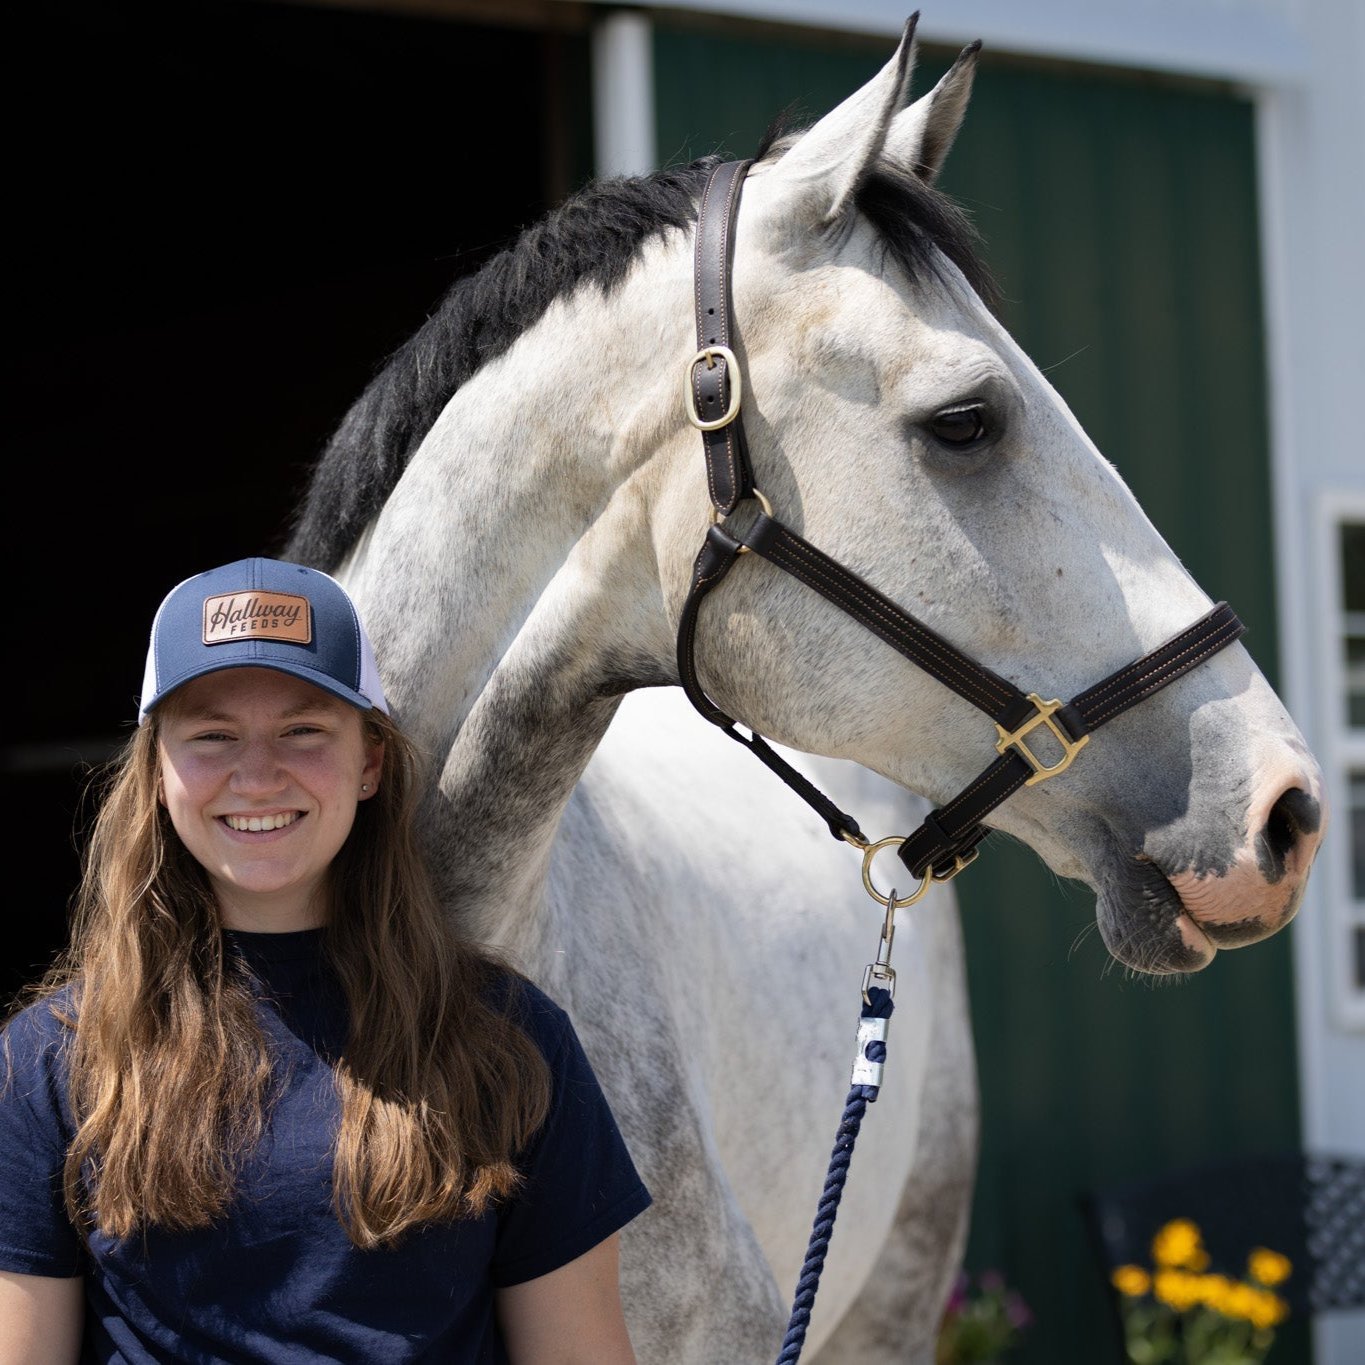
[{"xmin": 1320, "ymin": 496, "xmax": 1365, "ymax": 1028}]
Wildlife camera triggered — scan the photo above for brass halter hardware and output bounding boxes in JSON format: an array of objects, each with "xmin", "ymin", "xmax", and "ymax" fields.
[
  {"xmin": 859, "ymin": 837, "xmax": 933, "ymax": 910},
  {"xmin": 684, "ymin": 345, "xmax": 743, "ymax": 431},
  {"xmin": 994, "ymin": 692, "xmax": 1090, "ymax": 786},
  {"xmin": 709, "ymin": 488, "xmax": 773, "ymax": 553}
]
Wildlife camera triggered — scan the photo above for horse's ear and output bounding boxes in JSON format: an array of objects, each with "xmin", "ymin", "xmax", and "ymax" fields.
[
  {"xmin": 762, "ymin": 13, "xmax": 919, "ymax": 222},
  {"xmin": 884, "ymin": 40, "xmax": 981, "ymax": 184}
]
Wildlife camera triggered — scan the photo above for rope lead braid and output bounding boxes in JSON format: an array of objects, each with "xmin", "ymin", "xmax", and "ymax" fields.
[{"xmin": 775, "ymin": 986, "xmax": 895, "ymax": 1364}]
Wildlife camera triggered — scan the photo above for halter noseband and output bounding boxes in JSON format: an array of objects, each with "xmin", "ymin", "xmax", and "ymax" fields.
[{"xmin": 676, "ymin": 159, "xmax": 1245, "ymax": 903}]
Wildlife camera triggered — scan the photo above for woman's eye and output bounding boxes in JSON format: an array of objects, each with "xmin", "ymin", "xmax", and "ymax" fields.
[{"xmin": 929, "ymin": 404, "xmax": 988, "ymax": 446}]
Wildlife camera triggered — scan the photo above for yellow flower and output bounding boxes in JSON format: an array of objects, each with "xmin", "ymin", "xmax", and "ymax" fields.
[
  {"xmin": 1248, "ymin": 1289, "xmax": 1290, "ymax": 1329},
  {"xmin": 1220, "ymin": 1280, "xmax": 1263, "ymax": 1322},
  {"xmin": 1248, "ymin": 1246, "xmax": 1292, "ymax": 1286},
  {"xmin": 1197, "ymin": 1273, "xmax": 1236, "ymax": 1313},
  {"xmin": 1151, "ymin": 1218, "xmax": 1210, "ymax": 1271},
  {"xmin": 1111, "ymin": 1265, "xmax": 1151, "ymax": 1297},
  {"xmin": 1153, "ymin": 1269, "xmax": 1204, "ymax": 1312}
]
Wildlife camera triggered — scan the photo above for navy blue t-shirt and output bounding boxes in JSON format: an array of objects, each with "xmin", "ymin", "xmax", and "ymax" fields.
[{"xmin": 0, "ymin": 930, "xmax": 651, "ymax": 1363}]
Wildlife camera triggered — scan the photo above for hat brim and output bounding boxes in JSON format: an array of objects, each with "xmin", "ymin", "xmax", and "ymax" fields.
[{"xmin": 139, "ymin": 658, "xmax": 380, "ymax": 724}]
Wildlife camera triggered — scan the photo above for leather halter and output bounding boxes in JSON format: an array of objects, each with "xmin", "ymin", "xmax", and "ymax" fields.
[{"xmin": 676, "ymin": 159, "xmax": 1246, "ymax": 897}]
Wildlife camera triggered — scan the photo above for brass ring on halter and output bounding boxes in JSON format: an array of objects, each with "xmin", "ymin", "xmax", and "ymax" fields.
[
  {"xmin": 684, "ymin": 345, "xmax": 743, "ymax": 431},
  {"xmin": 708, "ymin": 489, "xmax": 773, "ymax": 554},
  {"xmin": 860, "ymin": 836, "xmax": 933, "ymax": 910}
]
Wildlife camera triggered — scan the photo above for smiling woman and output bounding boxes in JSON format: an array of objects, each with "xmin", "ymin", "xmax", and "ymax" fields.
[
  {"xmin": 156, "ymin": 670, "xmax": 384, "ymax": 932},
  {"xmin": 0, "ymin": 558, "xmax": 650, "ymax": 1365}
]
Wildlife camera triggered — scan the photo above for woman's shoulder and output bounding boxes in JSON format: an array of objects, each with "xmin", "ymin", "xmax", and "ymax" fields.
[
  {"xmin": 2, "ymin": 984, "xmax": 77, "ymax": 1047},
  {"xmin": 1, "ymin": 984, "xmax": 78, "ymax": 1091},
  {"xmin": 486, "ymin": 966, "xmax": 567, "ymax": 1023},
  {"xmin": 480, "ymin": 967, "xmax": 576, "ymax": 1058}
]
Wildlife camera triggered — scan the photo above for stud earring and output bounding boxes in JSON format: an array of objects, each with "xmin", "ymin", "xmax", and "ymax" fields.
[{"xmin": 361, "ymin": 784, "xmax": 371, "ymax": 793}]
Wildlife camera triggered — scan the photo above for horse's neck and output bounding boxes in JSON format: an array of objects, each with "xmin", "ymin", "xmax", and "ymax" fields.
[
  {"xmin": 343, "ymin": 241, "xmax": 695, "ymax": 935},
  {"xmin": 343, "ymin": 240, "xmax": 690, "ymax": 757},
  {"xmin": 413, "ymin": 530, "xmax": 655, "ymax": 941}
]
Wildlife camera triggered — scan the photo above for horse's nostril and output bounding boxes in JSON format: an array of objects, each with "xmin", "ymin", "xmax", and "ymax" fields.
[{"xmin": 1256, "ymin": 787, "xmax": 1321, "ymax": 882}]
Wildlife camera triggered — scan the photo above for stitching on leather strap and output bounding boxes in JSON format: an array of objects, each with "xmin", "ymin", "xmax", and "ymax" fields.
[
  {"xmin": 937, "ymin": 758, "xmax": 1029, "ymax": 825},
  {"xmin": 1084, "ymin": 623, "xmax": 1243, "ymax": 727},
  {"xmin": 715, "ymin": 165, "xmax": 745, "ymax": 505},
  {"xmin": 1079, "ymin": 615, "xmax": 1241, "ymax": 723},
  {"xmin": 1075, "ymin": 605, "xmax": 1236, "ymax": 710},
  {"xmin": 766, "ymin": 526, "xmax": 1015, "ymax": 716},
  {"xmin": 694, "ymin": 169, "xmax": 724, "ymax": 509}
]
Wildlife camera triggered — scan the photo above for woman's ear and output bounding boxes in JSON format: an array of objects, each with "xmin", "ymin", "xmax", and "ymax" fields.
[{"xmin": 359, "ymin": 740, "xmax": 385, "ymax": 799}]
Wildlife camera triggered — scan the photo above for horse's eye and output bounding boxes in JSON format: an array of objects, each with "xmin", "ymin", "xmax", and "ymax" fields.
[{"xmin": 929, "ymin": 404, "xmax": 988, "ymax": 446}]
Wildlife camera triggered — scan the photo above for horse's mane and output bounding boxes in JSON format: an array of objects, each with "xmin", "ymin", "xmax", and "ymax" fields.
[{"xmin": 283, "ymin": 118, "xmax": 996, "ymax": 572}]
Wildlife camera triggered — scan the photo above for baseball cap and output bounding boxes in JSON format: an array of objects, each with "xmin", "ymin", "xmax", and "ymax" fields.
[{"xmin": 138, "ymin": 557, "xmax": 389, "ymax": 723}]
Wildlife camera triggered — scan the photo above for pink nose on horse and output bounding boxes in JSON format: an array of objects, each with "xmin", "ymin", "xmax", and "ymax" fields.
[{"xmin": 1169, "ymin": 769, "xmax": 1327, "ymax": 951}]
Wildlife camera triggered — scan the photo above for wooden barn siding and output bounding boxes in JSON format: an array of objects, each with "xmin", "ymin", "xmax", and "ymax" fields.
[{"xmin": 653, "ymin": 22, "xmax": 1305, "ymax": 1362}]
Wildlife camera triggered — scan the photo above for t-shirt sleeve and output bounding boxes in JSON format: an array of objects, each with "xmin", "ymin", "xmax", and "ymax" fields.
[
  {"xmin": 490, "ymin": 989, "xmax": 651, "ymax": 1288},
  {"xmin": 0, "ymin": 999, "xmax": 84, "ymax": 1277}
]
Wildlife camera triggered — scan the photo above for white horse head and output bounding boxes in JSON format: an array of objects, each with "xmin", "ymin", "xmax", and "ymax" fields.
[{"xmin": 634, "ymin": 24, "xmax": 1325, "ymax": 975}]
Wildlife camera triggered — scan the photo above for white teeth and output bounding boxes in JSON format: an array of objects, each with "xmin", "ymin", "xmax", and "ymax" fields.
[{"xmin": 224, "ymin": 812, "xmax": 299, "ymax": 832}]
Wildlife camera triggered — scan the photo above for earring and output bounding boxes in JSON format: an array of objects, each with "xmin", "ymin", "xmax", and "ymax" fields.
[{"xmin": 361, "ymin": 783, "xmax": 371, "ymax": 793}]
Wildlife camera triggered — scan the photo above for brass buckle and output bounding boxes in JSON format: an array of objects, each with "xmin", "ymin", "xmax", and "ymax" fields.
[
  {"xmin": 994, "ymin": 693, "xmax": 1089, "ymax": 786},
  {"xmin": 932, "ymin": 847, "xmax": 979, "ymax": 882},
  {"xmin": 684, "ymin": 345, "xmax": 743, "ymax": 431}
]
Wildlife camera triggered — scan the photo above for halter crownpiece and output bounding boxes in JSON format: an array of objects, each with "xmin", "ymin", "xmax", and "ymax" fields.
[{"xmin": 676, "ymin": 160, "xmax": 1246, "ymax": 900}]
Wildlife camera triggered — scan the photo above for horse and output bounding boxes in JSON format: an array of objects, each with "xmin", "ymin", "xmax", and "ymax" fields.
[{"xmin": 280, "ymin": 17, "xmax": 1327, "ymax": 1362}]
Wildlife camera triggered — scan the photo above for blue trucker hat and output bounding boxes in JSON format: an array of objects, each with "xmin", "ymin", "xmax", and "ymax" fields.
[{"xmin": 138, "ymin": 557, "xmax": 389, "ymax": 724}]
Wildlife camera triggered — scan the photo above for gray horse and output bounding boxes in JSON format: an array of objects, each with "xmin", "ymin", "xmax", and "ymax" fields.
[{"xmin": 284, "ymin": 18, "xmax": 1325, "ymax": 1361}]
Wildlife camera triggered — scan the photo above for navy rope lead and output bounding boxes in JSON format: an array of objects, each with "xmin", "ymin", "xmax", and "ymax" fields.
[{"xmin": 775, "ymin": 985, "xmax": 895, "ymax": 1364}]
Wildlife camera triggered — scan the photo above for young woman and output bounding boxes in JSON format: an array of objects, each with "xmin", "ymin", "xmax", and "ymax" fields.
[{"xmin": 0, "ymin": 557, "xmax": 650, "ymax": 1364}]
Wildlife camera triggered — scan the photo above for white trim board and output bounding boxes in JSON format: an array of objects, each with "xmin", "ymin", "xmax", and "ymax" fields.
[{"xmin": 565, "ymin": 0, "xmax": 1311, "ymax": 86}]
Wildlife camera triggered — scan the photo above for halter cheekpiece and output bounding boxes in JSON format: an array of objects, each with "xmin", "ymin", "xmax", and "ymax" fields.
[{"xmin": 676, "ymin": 159, "xmax": 1246, "ymax": 907}]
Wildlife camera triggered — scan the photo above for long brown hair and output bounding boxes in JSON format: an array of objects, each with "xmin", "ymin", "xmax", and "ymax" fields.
[{"xmin": 9, "ymin": 705, "xmax": 551, "ymax": 1249}]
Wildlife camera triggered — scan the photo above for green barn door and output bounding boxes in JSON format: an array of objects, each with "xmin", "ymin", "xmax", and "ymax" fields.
[{"xmin": 653, "ymin": 21, "xmax": 1303, "ymax": 1363}]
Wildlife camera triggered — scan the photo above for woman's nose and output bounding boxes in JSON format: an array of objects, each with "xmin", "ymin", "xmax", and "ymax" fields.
[{"xmin": 230, "ymin": 739, "xmax": 287, "ymax": 793}]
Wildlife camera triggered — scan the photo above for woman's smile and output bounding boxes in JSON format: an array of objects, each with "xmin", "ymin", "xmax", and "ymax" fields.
[
  {"xmin": 222, "ymin": 811, "xmax": 303, "ymax": 833},
  {"xmin": 157, "ymin": 668, "xmax": 382, "ymax": 930}
]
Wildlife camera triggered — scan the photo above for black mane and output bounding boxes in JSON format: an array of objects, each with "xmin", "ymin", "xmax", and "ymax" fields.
[{"xmin": 283, "ymin": 124, "xmax": 995, "ymax": 572}]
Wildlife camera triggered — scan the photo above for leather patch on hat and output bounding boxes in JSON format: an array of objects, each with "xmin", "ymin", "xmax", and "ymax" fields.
[{"xmin": 203, "ymin": 591, "xmax": 312, "ymax": 645}]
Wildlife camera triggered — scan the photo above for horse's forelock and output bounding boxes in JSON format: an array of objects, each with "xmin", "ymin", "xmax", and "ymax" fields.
[
  {"xmin": 753, "ymin": 104, "xmax": 998, "ymax": 314},
  {"xmin": 855, "ymin": 160, "xmax": 1001, "ymax": 315}
]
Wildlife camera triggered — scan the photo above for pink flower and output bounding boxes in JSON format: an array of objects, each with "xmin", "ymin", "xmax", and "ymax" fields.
[{"xmin": 945, "ymin": 1272, "xmax": 970, "ymax": 1313}]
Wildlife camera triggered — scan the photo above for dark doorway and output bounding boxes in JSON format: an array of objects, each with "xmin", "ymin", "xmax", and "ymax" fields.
[{"xmin": 7, "ymin": 0, "xmax": 591, "ymax": 1004}]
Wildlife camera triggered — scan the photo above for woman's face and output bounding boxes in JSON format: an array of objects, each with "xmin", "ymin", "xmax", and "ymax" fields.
[{"xmin": 156, "ymin": 667, "xmax": 384, "ymax": 931}]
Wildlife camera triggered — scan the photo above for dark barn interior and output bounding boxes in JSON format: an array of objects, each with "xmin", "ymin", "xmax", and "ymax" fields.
[{"xmin": 8, "ymin": 0, "xmax": 590, "ymax": 1003}]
